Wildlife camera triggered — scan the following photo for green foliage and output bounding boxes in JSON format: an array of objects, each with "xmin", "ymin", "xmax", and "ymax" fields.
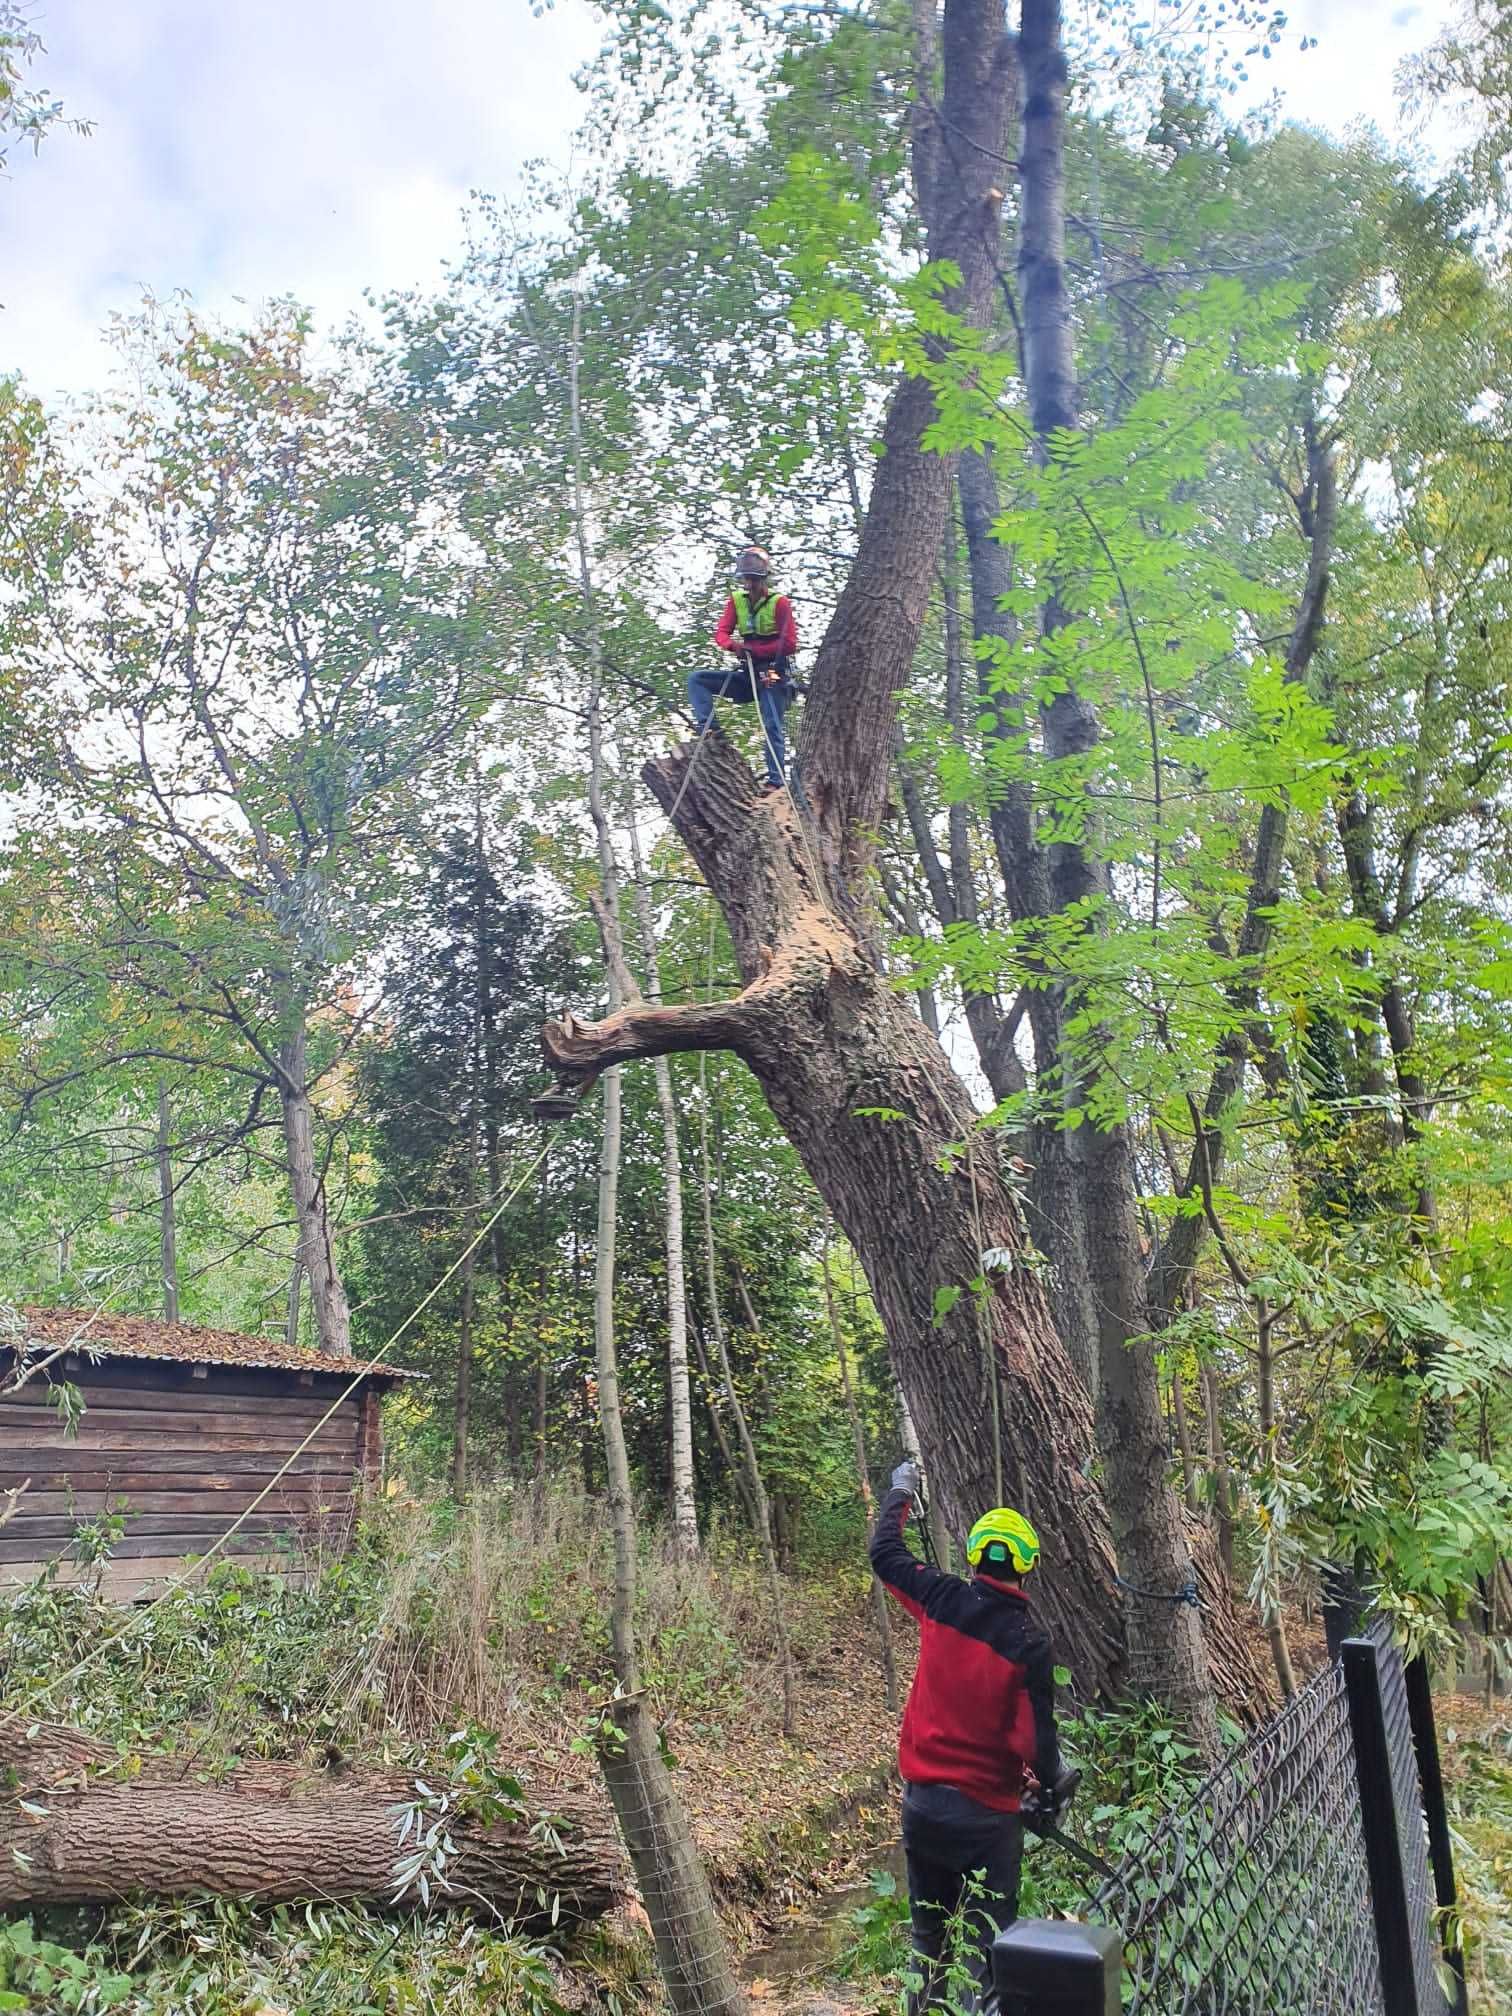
[
  {"xmin": 6, "ymin": 1900, "xmax": 569, "ymax": 2016},
  {"xmin": 0, "ymin": 1918, "xmax": 130, "ymax": 2012}
]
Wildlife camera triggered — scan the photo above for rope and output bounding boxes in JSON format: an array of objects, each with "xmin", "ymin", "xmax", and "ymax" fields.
[
  {"xmin": 0, "ymin": 1136, "xmax": 555, "ymax": 1733},
  {"xmin": 1115, "ymin": 1572, "xmax": 1201, "ymax": 1608},
  {"xmin": 965, "ymin": 1131, "xmax": 1005, "ymax": 1506}
]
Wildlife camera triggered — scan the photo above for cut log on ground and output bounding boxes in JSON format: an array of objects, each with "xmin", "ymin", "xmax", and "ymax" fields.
[{"xmin": 0, "ymin": 1722, "xmax": 621, "ymax": 1927}]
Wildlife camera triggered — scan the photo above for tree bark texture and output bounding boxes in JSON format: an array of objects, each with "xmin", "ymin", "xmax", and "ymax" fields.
[
  {"xmin": 0, "ymin": 1723, "xmax": 618, "ymax": 1926},
  {"xmin": 797, "ymin": 0, "xmax": 1012, "ymax": 896},
  {"xmin": 596, "ymin": 1697, "xmax": 745, "ymax": 2016},
  {"xmin": 540, "ymin": 0, "xmax": 1267, "ymax": 1719},
  {"xmin": 276, "ymin": 1019, "xmax": 352, "ymax": 1358},
  {"xmin": 628, "ymin": 811, "xmax": 700, "ymax": 1561},
  {"xmin": 1017, "ymin": 0, "xmax": 1218, "ymax": 1750}
]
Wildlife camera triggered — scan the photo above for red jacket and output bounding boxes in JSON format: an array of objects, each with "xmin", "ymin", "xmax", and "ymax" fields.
[
  {"xmin": 870, "ymin": 1487, "xmax": 1061, "ymax": 1812},
  {"xmin": 714, "ymin": 594, "xmax": 798, "ymax": 663}
]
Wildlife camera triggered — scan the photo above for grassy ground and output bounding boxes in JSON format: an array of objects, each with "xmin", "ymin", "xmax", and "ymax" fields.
[
  {"xmin": 2, "ymin": 1496, "xmax": 1506, "ymax": 2016},
  {"xmin": 0, "ymin": 1484, "xmax": 906, "ymax": 2013},
  {"xmin": 1439, "ymin": 1693, "xmax": 1512, "ymax": 2015}
]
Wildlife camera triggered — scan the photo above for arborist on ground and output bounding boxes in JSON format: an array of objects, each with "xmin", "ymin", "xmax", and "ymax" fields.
[
  {"xmin": 869, "ymin": 1463, "xmax": 1067, "ymax": 2014},
  {"xmin": 687, "ymin": 545, "xmax": 798, "ymax": 793}
]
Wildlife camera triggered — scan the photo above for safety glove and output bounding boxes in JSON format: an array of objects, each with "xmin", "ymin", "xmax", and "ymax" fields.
[{"xmin": 890, "ymin": 1459, "xmax": 922, "ymax": 1498}]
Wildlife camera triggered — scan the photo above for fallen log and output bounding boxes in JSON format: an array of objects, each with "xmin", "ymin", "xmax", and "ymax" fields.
[{"xmin": 0, "ymin": 1722, "xmax": 622, "ymax": 1928}]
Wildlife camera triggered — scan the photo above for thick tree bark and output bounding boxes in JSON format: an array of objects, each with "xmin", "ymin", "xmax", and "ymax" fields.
[
  {"xmin": 276, "ymin": 1019, "xmax": 351, "ymax": 1358},
  {"xmin": 823, "ymin": 1221, "xmax": 899, "ymax": 1714},
  {"xmin": 0, "ymin": 1723, "xmax": 617, "ymax": 1925},
  {"xmin": 797, "ymin": 0, "xmax": 1012, "ymax": 894},
  {"xmin": 154, "ymin": 1083, "xmax": 179, "ymax": 1325},
  {"xmin": 550, "ymin": 756, "xmax": 1118, "ymax": 1699}
]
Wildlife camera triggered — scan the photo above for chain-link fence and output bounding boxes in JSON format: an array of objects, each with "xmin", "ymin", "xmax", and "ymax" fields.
[{"xmin": 994, "ymin": 1620, "xmax": 1468, "ymax": 2016}]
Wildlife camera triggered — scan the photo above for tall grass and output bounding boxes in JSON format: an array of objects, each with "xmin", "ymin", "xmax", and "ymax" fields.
[{"xmin": 0, "ymin": 1480, "xmax": 841, "ymax": 1762}]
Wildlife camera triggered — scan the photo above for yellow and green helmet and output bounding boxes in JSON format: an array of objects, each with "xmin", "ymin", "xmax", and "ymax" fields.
[{"xmin": 966, "ymin": 1507, "xmax": 1041, "ymax": 1576}]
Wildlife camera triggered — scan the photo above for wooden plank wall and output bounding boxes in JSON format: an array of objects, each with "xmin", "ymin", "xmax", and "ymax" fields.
[{"xmin": 0, "ymin": 1358, "xmax": 364, "ymax": 1596}]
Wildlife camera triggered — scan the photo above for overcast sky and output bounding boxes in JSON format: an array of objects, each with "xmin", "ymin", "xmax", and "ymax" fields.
[{"xmin": 5, "ymin": 0, "xmax": 1440, "ymax": 408}]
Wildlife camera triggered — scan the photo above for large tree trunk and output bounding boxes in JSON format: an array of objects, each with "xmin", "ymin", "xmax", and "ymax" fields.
[
  {"xmin": 0, "ymin": 1723, "xmax": 617, "ymax": 1926},
  {"xmin": 540, "ymin": 0, "xmax": 1268, "ymax": 1718},
  {"xmin": 1016, "ymin": 0, "xmax": 1218, "ymax": 1748},
  {"xmin": 549, "ymin": 760, "xmax": 1119, "ymax": 1698},
  {"xmin": 276, "ymin": 1019, "xmax": 352, "ymax": 1358}
]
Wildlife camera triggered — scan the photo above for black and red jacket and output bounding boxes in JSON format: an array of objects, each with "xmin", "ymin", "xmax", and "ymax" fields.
[{"xmin": 869, "ymin": 1486, "xmax": 1061, "ymax": 1813}]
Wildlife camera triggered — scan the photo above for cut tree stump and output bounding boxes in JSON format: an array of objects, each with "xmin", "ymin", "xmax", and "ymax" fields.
[{"xmin": 0, "ymin": 1722, "xmax": 621, "ymax": 1927}]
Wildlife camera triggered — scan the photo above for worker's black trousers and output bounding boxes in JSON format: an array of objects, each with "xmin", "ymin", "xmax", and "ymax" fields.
[{"xmin": 901, "ymin": 1783, "xmax": 1023, "ymax": 2015}]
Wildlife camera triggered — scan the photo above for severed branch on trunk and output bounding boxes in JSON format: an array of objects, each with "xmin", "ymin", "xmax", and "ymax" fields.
[{"xmin": 0, "ymin": 1722, "xmax": 620, "ymax": 1926}]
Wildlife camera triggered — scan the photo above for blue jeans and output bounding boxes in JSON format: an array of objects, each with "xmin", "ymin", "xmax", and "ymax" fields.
[{"xmin": 687, "ymin": 663, "xmax": 791, "ymax": 786}]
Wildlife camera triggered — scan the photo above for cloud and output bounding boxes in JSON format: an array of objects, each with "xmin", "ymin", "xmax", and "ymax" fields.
[
  {"xmin": 3, "ymin": 0, "xmax": 1447, "ymax": 409},
  {"xmin": 3, "ymin": 0, "xmax": 598, "ymax": 403}
]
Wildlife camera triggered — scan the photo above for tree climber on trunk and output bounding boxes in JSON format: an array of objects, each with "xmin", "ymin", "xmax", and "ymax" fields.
[
  {"xmin": 870, "ymin": 1462, "xmax": 1067, "ymax": 2014},
  {"xmin": 687, "ymin": 545, "xmax": 799, "ymax": 794}
]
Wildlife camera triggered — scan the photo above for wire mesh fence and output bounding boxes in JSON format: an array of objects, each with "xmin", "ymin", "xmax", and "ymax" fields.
[
  {"xmin": 1084, "ymin": 1652, "xmax": 1384, "ymax": 2015},
  {"xmin": 997, "ymin": 1617, "xmax": 1462, "ymax": 2016},
  {"xmin": 1376, "ymin": 1630, "xmax": 1457, "ymax": 2016}
]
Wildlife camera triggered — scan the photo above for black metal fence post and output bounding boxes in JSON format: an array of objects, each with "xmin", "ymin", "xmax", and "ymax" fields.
[
  {"xmin": 1404, "ymin": 1653, "xmax": 1470, "ymax": 2016},
  {"xmin": 1343, "ymin": 1635, "xmax": 1423, "ymax": 2016},
  {"xmin": 992, "ymin": 1920, "xmax": 1122, "ymax": 2016}
]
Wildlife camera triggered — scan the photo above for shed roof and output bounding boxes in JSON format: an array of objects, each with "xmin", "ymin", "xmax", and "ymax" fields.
[{"xmin": 5, "ymin": 1308, "xmax": 422, "ymax": 1384}]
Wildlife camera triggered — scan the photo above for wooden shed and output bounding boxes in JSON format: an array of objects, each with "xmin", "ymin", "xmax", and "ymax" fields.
[{"xmin": 0, "ymin": 1309, "xmax": 419, "ymax": 1601}]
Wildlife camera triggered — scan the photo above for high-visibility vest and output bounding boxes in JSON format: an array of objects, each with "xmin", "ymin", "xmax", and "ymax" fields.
[{"xmin": 732, "ymin": 587, "xmax": 783, "ymax": 641}]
